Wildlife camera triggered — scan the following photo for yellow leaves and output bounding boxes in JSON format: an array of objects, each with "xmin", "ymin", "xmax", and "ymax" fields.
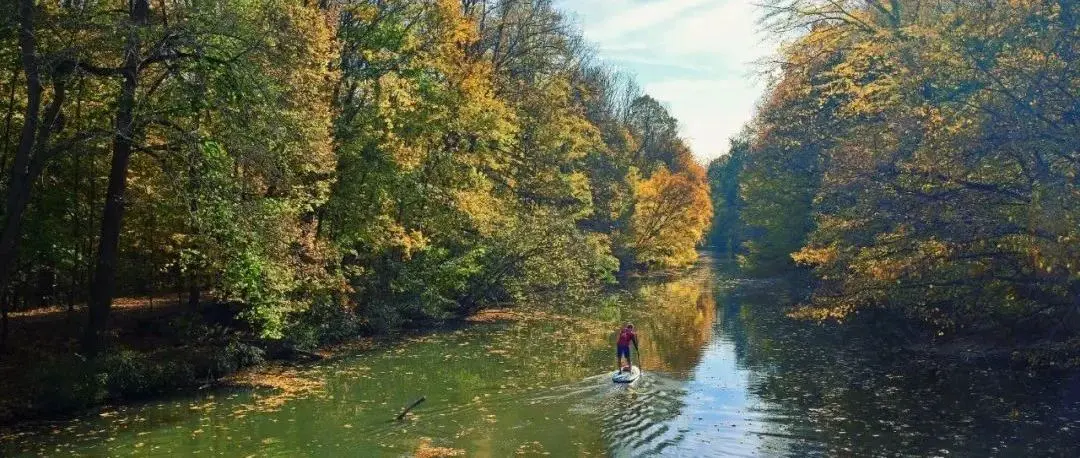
[
  {"xmin": 627, "ymin": 167, "xmax": 713, "ymax": 268},
  {"xmin": 365, "ymin": 72, "xmax": 425, "ymax": 168},
  {"xmin": 386, "ymin": 226, "xmax": 429, "ymax": 260},
  {"xmin": 244, "ymin": 2, "xmax": 339, "ymax": 206},
  {"xmin": 454, "ymin": 185, "xmax": 503, "ymax": 236},
  {"xmin": 224, "ymin": 366, "xmax": 326, "ymax": 414},
  {"xmin": 433, "ymin": 0, "xmax": 479, "ymax": 48},
  {"xmin": 1006, "ymin": 0, "xmax": 1041, "ymax": 8},
  {"xmin": 819, "ymin": 39, "xmax": 907, "ymax": 118},
  {"xmin": 901, "ymin": 24, "xmax": 940, "ymax": 41},
  {"xmin": 741, "ymin": 0, "xmax": 1079, "ymax": 351},
  {"xmin": 343, "ymin": 3, "xmax": 379, "ymax": 22},
  {"xmin": 792, "ymin": 245, "xmax": 839, "ymax": 267},
  {"xmin": 340, "ymin": 1, "xmax": 513, "ymax": 174},
  {"xmin": 816, "ymin": 215, "xmax": 867, "ymax": 233},
  {"xmin": 567, "ymin": 171, "xmax": 594, "ymax": 218},
  {"xmin": 788, "ymin": 303, "xmax": 852, "ymax": 322},
  {"xmin": 514, "ymin": 441, "xmax": 550, "ymax": 455},
  {"xmin": 859, "ymin": 257, "xmax": 906, "ymax": 282}
]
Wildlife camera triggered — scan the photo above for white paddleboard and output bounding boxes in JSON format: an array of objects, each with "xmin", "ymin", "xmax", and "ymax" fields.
[{"xmin": 611, "ymin": 366, "xmax": 641, "ymax": 383}]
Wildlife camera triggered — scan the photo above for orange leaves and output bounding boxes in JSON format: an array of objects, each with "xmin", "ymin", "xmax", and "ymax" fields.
[{"xmin": 628, "ymin": 166, "xmax": 713, "ymax": 269}]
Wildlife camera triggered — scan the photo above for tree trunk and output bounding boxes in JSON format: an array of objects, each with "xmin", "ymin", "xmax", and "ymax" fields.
[
  {"xmin": 0, "ymin": 0, "xmax": 44, "ymax": 312},
  {"xmin": 176, "ymin": 266, "xmax": 184, "ymax": 308},
  {"xmin": 69, "ymin": 78, "xmax": 84, "ymax": 315},
  {"xmin": 188, "ymin": 275, "xmax": 199, "ymax": 312},
  {"xmin": 1, "ymin": 63, "xmax": 18, "ymax": 175},
  {"xmin": 185, "ymin": 111, "xmax": 201, "ymax": 313},
  {"xmin": 1, "ymin": 295, "xmax": 8, "ymax": 351},
  {"xmin": 83, "ymin": 75, "xmax": 136, "ymax": 356},
  {"xmin": 148, "ymin": 208, "xmax": 155, "ymax": 309},
  {"xmin": 86, "ymin": 123, "xmax": 96, "ymax": 307},
  {"xmin": 0, "ymin": 291, "xmax": 7, "ymax": 350},
  {"xmin": 83, "ymin": 1, "xmax": 148, "ymax": 358}
]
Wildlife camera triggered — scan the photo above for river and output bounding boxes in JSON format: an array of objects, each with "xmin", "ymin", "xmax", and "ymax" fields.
[{"xmin": 3, "ymin": 254, "xmax": 1079, "ymax": 456}]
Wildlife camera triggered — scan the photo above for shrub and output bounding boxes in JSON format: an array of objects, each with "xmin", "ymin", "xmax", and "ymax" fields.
[{"xmin": 27, "ymin": 356, "xmax": 105, "ymax": 415}]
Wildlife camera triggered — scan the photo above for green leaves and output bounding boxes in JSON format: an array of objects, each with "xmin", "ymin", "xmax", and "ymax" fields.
[
  {"xmin": 0, "ymin": 0, "xmax": 713, "ymax": 352},
  {"xmin": 738, "ymin": 0, "xmax": 1080, "ymax": 363},
  {"xmin": 319, "ymin": 0, "xmax": 712, "ymax": 330}
]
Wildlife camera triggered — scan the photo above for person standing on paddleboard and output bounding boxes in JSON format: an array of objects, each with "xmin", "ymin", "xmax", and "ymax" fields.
[{"xmin": 616, "ymin": 323, "xmax": 639, "ymax": 372}]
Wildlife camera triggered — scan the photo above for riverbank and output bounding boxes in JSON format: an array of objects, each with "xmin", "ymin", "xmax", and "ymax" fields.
[
  {"xmin": 3, "ymin": 270, "xmax": 1072, "ymax": 428},
  {"xmin": 0, "ymin": 294, "xmax": 580, "ymax": 427},
  {"xmin": 3, "ymin": 261, "xmax": 1078, "ymax": 456},
  {"xmin": 1, "ymin": 260, "xmax": 1074, "ymax": 435},
  {"xmin": 0, "ymin": 296, "xmax": 266, "ymax": 425}
]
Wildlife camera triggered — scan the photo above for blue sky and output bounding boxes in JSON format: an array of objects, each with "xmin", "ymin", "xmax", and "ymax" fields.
[{"xmin": 554, "ymin": 0, "xmax": 776, "ymax": 162}]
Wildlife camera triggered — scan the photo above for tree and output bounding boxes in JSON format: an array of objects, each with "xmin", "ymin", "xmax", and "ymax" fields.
[
  {"xmin": 0, "ymin": 0, "xmax": 713, "ymax": 363},
  {"xmin": 707, "ymin": 138, "xmax": 748, "ymax": 256},
  {"xmin": 79, "ymin": 0, "xmax": 337, "ymax": 355},
  {"xmin": 627, "ymin": 166, "xmax": 712, "ymax": 269},
  {"xmin": 0, "ymin": 1, "xmax": 76, "ymax": 322},
  {"xmin": 626, "ymin": 95, "xmax": 680, "ymax": 173},
  {"xmin": 738, "ymin": 0, "xmax": 1080, "ymax": 362}
]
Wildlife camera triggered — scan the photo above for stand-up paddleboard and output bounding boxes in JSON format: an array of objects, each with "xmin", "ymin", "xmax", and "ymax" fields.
[{"xmin": 612, "ymin": 366, "xmax": 641, "ymax": 383}]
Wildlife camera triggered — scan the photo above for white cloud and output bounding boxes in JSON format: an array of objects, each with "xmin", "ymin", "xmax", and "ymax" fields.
[
  {"xmin": 584, "ymin": 0, "xmax": 714, "ymax": 42},
  {"xmin": 657, "ymin": 0, "xmax": 770, "ymax": 64},
  {"xmin": 601, "ymin": 51, "xmax": 719, "ymax": 73},
  {"xmin": 556, "ymin": 0, "xmax": 780, "ymax": 161},
  {"xmin": 574, "ymin": 0, "xmax": 772, "ymax": 64},
  {"xmin": 644, "ymin": 78, "xmax": 761, "ymax": 161}
]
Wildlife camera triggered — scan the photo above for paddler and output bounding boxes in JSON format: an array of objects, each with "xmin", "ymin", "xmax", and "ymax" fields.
[{"xmin": 616, "ymin": 323, "xmax": 639, "ymax": 372}]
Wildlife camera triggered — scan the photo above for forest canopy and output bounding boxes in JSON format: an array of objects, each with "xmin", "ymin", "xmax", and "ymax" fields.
[
  {"xmin": 0, "ymin": 0, "xmax": 712, "ymax": 359},
  {"xmin": 710, "ymin": 0, "xmax": 1079, "ymax": 364}
]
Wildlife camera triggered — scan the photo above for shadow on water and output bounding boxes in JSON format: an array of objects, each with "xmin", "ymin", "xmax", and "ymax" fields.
[
  {"xmin": 2, "ymin": 252, "xmax": 1079, "ymax": 456},
  {"xmin": 711, "ymin": 258, "xmax": 1080, "ymax": 457}
]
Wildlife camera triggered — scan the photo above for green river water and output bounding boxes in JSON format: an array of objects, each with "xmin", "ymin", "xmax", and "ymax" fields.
[{"xmin": 3, "ymin": 255, "xmax": 1079, "ymax": 456}]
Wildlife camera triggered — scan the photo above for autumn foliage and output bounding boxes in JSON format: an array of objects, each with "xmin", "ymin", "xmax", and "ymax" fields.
[
  {"xmin": 0, "ymin": 0, "xmax": 711, "ymax": 357},
  {"xmin": 722, "ymin": 0, "xmax": 1079, "ymax": 363},
  {"xmin": 629, "ymin": 166, "xmax": 712, "ymax": 269}
]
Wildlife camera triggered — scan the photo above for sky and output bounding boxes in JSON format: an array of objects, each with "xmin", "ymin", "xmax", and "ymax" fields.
[{"xmin": 554, "ymin": 0, "xmax": 777, "ymax": 162}]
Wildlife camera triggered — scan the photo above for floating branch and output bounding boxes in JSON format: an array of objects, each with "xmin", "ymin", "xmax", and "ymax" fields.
[{"xmin": 394, "ymin": 396, "xmax": 426, "ymax": 422}]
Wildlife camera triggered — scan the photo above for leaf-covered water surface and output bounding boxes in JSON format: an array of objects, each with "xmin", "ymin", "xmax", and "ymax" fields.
[{"xmin": 2, "ymin": 256, "xmax": 1078, "ymax": 457}]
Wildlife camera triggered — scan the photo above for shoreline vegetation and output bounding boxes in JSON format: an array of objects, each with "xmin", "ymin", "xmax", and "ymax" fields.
[
  {"xmin": 708, "ymin": 0, "xmax": 1079, "ymax": 368},
  {"xmin": 1, "ymin": 0, "xmax": 713, "ymax": 424},
  {"xmin": 0, "ymin": 0, "xmax": 1076, "ymax": 434},
  {"xmin": 0, "ymin": 297, "xmax": 589, "ymax": 426},
  {"xmin": 3, "ymin": 262, "xmax": 1077, "ymax": 456}
]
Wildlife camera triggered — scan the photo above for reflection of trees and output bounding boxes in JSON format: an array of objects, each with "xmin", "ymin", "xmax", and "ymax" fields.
[
  {"xmin": 595, "ymin": 259, "xmax": 719, "ymax": 455},
  {"xmin": 629, "ymin": 264, "xmax": 717, "ymax": 375},
  {"xmin": 722, "ymin": 276, "xmax": 1080, "ymax": 456}
]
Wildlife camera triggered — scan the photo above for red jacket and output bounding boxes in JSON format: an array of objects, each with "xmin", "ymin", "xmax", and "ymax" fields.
[{"xmin": 617, "ymin": 328, "xmax": 636, "ymax": 346}]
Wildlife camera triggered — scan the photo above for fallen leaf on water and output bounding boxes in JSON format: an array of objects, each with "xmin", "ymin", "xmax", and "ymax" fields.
[
  {"xmin": 223, "ymin": 365, "xmax": 325, "ymax": 416},
  {"xmin": 415, "ymin": 437, "xmax": 465, "ymax": 457}
]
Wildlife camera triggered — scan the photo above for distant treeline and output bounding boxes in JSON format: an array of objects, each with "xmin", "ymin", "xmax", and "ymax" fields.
[
  {"xmin": 708, "ymin": 0, "xmax": 1078, "ymax": 365},
  {"xmin": 0, "ymin": 0, "xmax": 711, "ymax": 356}
]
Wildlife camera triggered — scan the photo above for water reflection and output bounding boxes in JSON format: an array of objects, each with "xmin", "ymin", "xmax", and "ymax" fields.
[
  {"xmin": 631, "ymin": 265, "xmax": 718, "ymax": 376},
  {"xmin": 714, "ymin": 263, "xmax": 1080, "ymax": 457},
  {"xmin": 2, "ymin": 254, "xmax": 1079, "ymax": 456}
]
